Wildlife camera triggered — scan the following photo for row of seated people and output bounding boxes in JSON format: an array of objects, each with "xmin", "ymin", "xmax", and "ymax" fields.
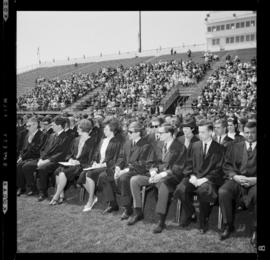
[{"xmin": 16, "ymin": 114, "xmax": 257, "ymax": 248}]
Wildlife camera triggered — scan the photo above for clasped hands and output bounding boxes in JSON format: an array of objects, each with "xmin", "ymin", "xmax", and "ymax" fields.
[
  {"xmin": 232, "ymin": 175, "xmax": 256, "ymax": 187},
  {"xmin": 148, "ymin": 168, "xmax": 167, "ymax": 184},
  {"xmin": 189, "ymin": 175, "xmax": 208, "ymax": 187},
  {"xmin": 37, "ymin": 158, "xmax": 51, "ymax": 169},
  {"xmin": 114, "ymin": 166, "xmax": 129, "ymax": 180}
]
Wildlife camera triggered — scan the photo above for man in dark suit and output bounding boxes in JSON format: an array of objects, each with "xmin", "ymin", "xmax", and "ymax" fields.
[
  {"xmin": 17, "ymin": 117, "xmax": 44, "ymax": 196},
  {"xmin": 218, "ymin": 121, "xmax": 257, "ymax": 247},
  {"xmin": 114, "ymin": 121, "xmax": 156, "ymax": 220},
  {"xmin": 174, "ymin": 119, "xmax": 224, "ymax": 234},
  {"xmin": 213, "ymin": 118, "xmax": 233, "ymax": 150},
  {"xmin": 129, "ymin": 123, "xmax": 187, "ymax": 232}
]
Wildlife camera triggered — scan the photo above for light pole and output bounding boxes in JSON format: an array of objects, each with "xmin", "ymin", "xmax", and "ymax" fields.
[{"xmin": 138, "ymin": 11, "xmax": 142, "ymax": 53}]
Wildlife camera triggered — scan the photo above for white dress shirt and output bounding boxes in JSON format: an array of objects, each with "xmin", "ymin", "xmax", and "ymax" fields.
[
  {"xmin": 245, "ymin": 141, "xmax": 257, "ymax": 151},
  {"xmin": 99, "ymin": 137, "xmax": 112, "ymax": 163},
  {"xmin": 202, "ymin": 139, "xmax": 213, "ymax": 156}
]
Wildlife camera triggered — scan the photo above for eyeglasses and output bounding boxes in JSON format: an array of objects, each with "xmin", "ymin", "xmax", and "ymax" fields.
[
  {"xmin": 150, "ymin": 125, "xmax": 159, "ymax": 128},
  {"xmin": 26, "ymin": 125, "xmax": 31, "ymax": 128},
  {"xmin": 128, "ymin": 130, "xmax": 136, "ymax": 134}
]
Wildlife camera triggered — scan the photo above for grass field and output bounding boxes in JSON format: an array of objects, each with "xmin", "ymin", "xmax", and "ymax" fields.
[{"xmin": 17, "ymin": 187, "xmax": 257, "ymax": 253}]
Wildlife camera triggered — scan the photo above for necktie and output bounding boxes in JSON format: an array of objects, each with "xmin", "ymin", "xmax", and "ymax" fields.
[
  {"xmin": 218, "ymin": 136, "xmax": 222, "ymax": 144},
  {"xmin": 247, "ymin": 142, "xmax": 253, "ymax": 157},
  {"xmin": 203, "ymin": 143, "xmax": 207, "ymax": 158},
  {"xmin": 162, "ymin": 144, "xmax": 167, "ymax": 159}
]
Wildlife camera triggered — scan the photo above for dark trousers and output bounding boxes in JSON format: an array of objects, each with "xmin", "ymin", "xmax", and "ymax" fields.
[
  {"xmin": 37, "ymin": 162, "xmax": 59, "ymax": 195},
  {"xmin": 17, "ymin": 161, "xmax": 26, "ymax": 189},
  {"xmin": 116, "ymin": 170, "xmax": 140, "ymax": 208},
  {"xmin": 97, "ymin": 171, "xmax": 118, "ymax": 204},
  {"xmin": 18, "ymin": 159, "xmax": 38, "ymax": 191},
  {"xmin": 174, "ymin": 177, "xmax": 217, "ymax": 226},
  {"xmin": 218, "ymin": 180, "xmax": 257, "ymax": 228}
]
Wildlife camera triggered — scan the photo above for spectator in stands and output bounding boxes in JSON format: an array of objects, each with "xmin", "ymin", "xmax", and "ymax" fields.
[
  {"xmin": 114, "ymin": 121, "xmax": 156, "ymax": 221},
  {"xmin": 174, "ymin": 119, "xmax": 224, "ymax": 234},
  {"xmin": 77, "ymin": 118, "xmax": 124, "ymax": 213},
  {"xmin": 129, "ymin": 123, "xmax": 186, "ymax": 232},
  {"xmin": 17, "ymin": 117, "xmax": 44, "ymax": 196},
  {"xmin": 50, "ymin": 119, "xmax": 98, "ymax": 205},
  {"xmin": 219, "ymin": 121, "xmax": 257, "ymax": 248},
  {"xmin": 187, "ymin": 49, "xmax": 191, "ymax": 58}
]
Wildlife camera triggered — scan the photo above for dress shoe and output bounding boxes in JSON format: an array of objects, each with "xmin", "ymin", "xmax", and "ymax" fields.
[
  {"xmin": 179, "ymin": 214, "xmax": 197, "ymax": 228},
  {"xmin": 219, "ymin": 225, "xmax": 234, "ymax": 240},
  {"xmin": 37, "ymin": 194, "xmax": 48, "ymax": 202},
  {"xmin": 250, "ymin": 231, "xmax": 257, "ymax": 248},
  {"xmin": 26, "ymin": 190, "xmax": 36, "ymax": 196},
  {"xmin": 153, "ymin": 222, "xmax": 166, "ymax": 234},
  {"xmin": 127, "ymin": 214, "xmax": 144, "ymax": 225},
  {"xmin": 120, "ymin": 208, "xmax": 133, "ymax": 220},
  {"xmin": 199, "ymin": 218, "xmax": 209, "ymax": 234},
  {"xmin": 102, "ymin": 204, "xmax": 119, "ymax": 214},
  {"xmin": 17, "ymin": 188, "xmax": 25, "ymax": 196}
]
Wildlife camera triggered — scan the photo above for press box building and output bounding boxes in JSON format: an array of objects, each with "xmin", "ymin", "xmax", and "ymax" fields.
[{"xmin": 205, "ymin": 11, "xmax": 256, "ymax": 51}]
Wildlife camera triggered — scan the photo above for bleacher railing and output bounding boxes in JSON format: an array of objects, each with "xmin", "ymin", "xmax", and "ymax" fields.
[{"xmin": 17, "ymin": 43, "xmax": 207, "ymax": 74}]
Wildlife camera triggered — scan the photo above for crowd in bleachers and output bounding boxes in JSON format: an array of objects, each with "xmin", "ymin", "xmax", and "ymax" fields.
[
  {"xmin": 191, "ymin": 56, "xmax": 257, "ymax": 119},
  {"xmin": 17, "ymin": 73, "xmax": 97, "ymax": 111},
  {"xmin": 17, "ymin": 57, "xmax": 211, "ymax": 112}
]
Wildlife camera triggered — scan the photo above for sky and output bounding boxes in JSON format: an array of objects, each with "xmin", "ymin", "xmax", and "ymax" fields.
[{"xmin": 17, "ymin": 11, "xmax": 209, "ymax": 70}]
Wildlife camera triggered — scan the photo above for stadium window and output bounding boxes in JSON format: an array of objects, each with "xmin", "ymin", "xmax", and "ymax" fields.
[
  {"xmin": 216, "ymin": 25, "xmax": 220, "ymax": 31},
  {"xmin": 251, "ymin": 20, "xmax": 255, "ymax": 26},
  {"xmin": 212, "ymin": 26, "xmax": 216, "ymax": 32},
  {"xmin": 226, "ymin": 37, "xmax": 230, "ymax": 44},
  {"xmin": 251, "ymin": 34, "xmax": 255, "ymax": 41},
  {"xmin": 221, "ymin": 24, "xmax": 225, "ymax": 30},
  {"xmin": 212, "ymin": 39, "xmax": 216, "ymax": 45},
  {"xmin": 230, "ymin": 37, "xmax": 234, "ymax": 43},
  {"xmin": 226, "ymin": 24, "xmax": 230, "ymax": 30},
  {"xmin": 231, "ymin": 23, "xmax": 235, "ymax": 29},
  {"xmin": 240, "ymin": 22, "xmax": 245, "ymax": 28},
  {"xmin": 208, "ymin": 27, "xmax": 211, "ymax": 32},
  {"xmin": 236, "ymin": 23, "xmax": 240, "ymax": 29},
  {"xmin": 246, "ymin": 35, "xmax": 250, "ymax": 41},
  {"xmin": 236, "ymin": 36, "xmax": 240, "ymax": 43},
  {"xmin": 240, "ymin": 35, "xmax": 244, "ymax": 42},
  {"xmin": 246, "ymin": 21, "xmax": 250, "ymax": 27},
  {"xmin": 216, "ymin": 38, "xmax": 220, "ymax": 44}
]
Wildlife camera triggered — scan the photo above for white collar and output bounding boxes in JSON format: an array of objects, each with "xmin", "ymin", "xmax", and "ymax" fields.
[
  {"xmin": 165, "ymin": 138, "xmax": 174, "ymax": 150},
  {"xmin": 203, "ymin": 138, "xmax": 212, "ymax": 147},
  {"xmin": 56, "ymin": 129, "xmax": 64, "ymax": 136}
]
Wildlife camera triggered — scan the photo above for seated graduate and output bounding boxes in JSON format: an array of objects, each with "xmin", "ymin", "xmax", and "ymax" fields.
[
  {"xmin": 77, "ymin": 118, "xmax": 124, "ymax": 212},
  {"xmin": 128, "ymin": 123, "xmax": 187, "ymax": 233},
  {"xmin": 174, "ymin": 119, "xmax": 224, "ymax": 234},
  {"xmin": 17, "ymin": 116, "xmax": 45, "ymax": 196},
  {"xmin": 114, "ymin": 121, "xmax": 157, "ymax": 221},
  {"xmin": 49, "ymin": 119, "xmax": 99, "ymax": 205},
  {"xmin": 218, "ymin": 121, "xmax": 257, "ymax": 248}
]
